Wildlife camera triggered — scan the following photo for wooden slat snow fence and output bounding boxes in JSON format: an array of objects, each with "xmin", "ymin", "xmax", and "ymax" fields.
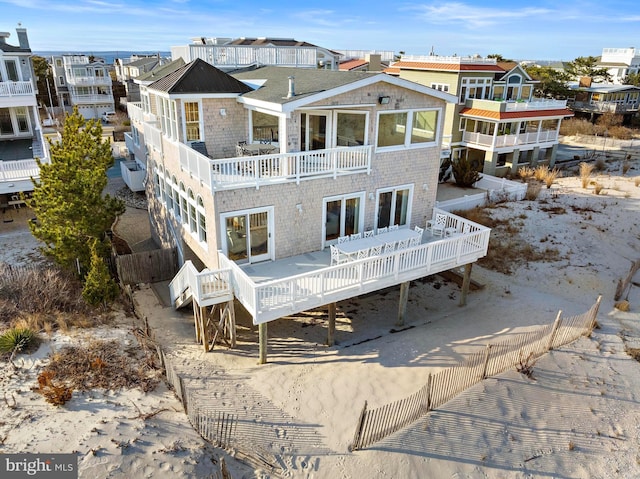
[{"xmin": 349, "ymin": 296, "xmax": 602, "ymax": 451}]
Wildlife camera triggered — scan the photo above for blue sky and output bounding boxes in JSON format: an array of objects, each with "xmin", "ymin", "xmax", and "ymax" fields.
[{"xmin": 2, "ymin": 0, "xmax": 639, "ymax": 60}]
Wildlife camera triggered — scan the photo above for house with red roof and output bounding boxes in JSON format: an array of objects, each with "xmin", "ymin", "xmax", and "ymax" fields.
[{"xmin": 386, "ymin": 55, "xmax": 574, "ymax": 177}]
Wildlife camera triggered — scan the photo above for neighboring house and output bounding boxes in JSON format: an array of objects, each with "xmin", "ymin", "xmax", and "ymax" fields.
[
  {"xmin": 339, "ymin": 54, "xmax": 386, "ymax": 72},
  {"xmin": 386, "ymin": 55, "xmax": 574, "ymax": 177},
  {"xmin": 598, "ymin": 47, "xmax": 640, "ymax": 84},
  {"xmin": 567, "ymin": 81, "xmax": 640, "ymax": 122},
  {"xmin": 127, "ymin": 58, "xmax": 491, "ymax": 361},
  {"xmin": 121, "ymin": 58, "xmax": 186, "ymax": 191},
  {"xmin": 0, "ymin": 25, "xmax": 49, "ymax": 199},
  {"xmin": 115, "ymin": 54, "xmax": 169, "ymax": 102},
  {"xmin": 50, "ymin": 54, "xmax": 114, "ymax": 119},
  {"xmin": 171, "ymin": 36, "xmax": 342, "ymax": 71}
]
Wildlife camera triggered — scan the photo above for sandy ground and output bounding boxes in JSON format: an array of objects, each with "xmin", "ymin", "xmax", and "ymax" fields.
[{"xmin": 1, "ymin": 140, "xmax": 639, "ymax": 478}]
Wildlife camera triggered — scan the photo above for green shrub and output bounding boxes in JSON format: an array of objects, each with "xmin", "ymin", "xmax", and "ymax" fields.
[
  {"xmin": 0, "ymin": 327, "xmax": 36, "ymax": 354},
  {"xmin": 82, "ymin": 242, "xmax": 119, "ymax": 307},
  {"xmin": 452, "ymin": 156, "xmax": 482, "ymax": 187}
]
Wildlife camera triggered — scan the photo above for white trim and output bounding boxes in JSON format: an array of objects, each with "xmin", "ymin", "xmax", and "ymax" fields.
[
  {"xmin": 322, "ymin": 191, "xmax": 366, "ymax": 249},
  {"xmin": 374, "ymin": 107, "xmax": 442, "ymax": 152},
  {"xmin": 374, "ymin": 184, "xmax": 414, "ymax": 231}
]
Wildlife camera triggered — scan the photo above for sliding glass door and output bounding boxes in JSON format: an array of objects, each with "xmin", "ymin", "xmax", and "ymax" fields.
[
  {"xmin": 221, "ymin": 208, "xmax": 273, "ymax": 264},
  {"xmin": 323, "ymin": 192, "xmax": 365, "ymax": 246}
]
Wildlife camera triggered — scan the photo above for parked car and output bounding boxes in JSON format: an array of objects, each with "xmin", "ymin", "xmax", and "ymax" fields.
[{"xmin": 102, "ymin": 111, "xmax": 117, "ymax": 123}]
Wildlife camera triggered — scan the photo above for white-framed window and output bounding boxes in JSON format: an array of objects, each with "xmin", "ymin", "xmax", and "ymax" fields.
[
  {"xmin": 179, "ymin": 183, "xmax": 188, "ymax": 225},
  {"xmin": 158, "ymin": 97, "xmax": 178, "ymax": 140},
  {"xmin": 375, "ymin": 184, "xmax": 413, "ymax": 230},
  {"xmin": 4, "ymin": 59, "xmax": 19, "ymax": 81},
  {"xmin": 141, "ymin": 92, "xmax": 150, "ymax": 113},
  {"xmin": 459, "ymin": 118, "xmax": 467, "ymax": 132},
  {"xmin": 459, "ymin": 77, "xmax": 492, "ymax": 103},
  {"xmin": 334, "ymin": 110, "xmax": 368, "ymax": 147},
  {"xmin": 375, "ymin": 109, "xmax": 439, "ymax": 150},
  {"xmin": 184, "ymin": 101, "xmax": 201, "ymax": 142},
  {"xmin": 430, "ymin": 83, "xmax": 449, "ymax": 92},
  {"xmin": 188, "ymin": 189, "xmax": 197, "ymax": 234},
  {"xmin": 197, "ymin": 196, "xmax": 207, "ymax": 244},
  {"xmin": 323, "ymin": 192, "xmax": 366, "ymax": 246},
  {"xmin": 251, "ymin": 110, "xmax": 280, "ymax": 143},
  {"xmin": 171, "ymin": 176, "xmax": 180, "ymax": 218}
]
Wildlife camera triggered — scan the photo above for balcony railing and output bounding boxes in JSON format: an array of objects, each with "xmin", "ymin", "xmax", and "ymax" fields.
[
  {"xmin": 0, "ymin": 81, "xmax": 34, "ymax": 97},
  {"xmin": 190, "ymin": 44, "xmax": 319, "ymax": 68},
  {"xmin": 568, "ymin": 100, "xmax": 639, "ymax": 114},
  {"xmin": 174, "ymin": 143, "xmax": 373, "ymax": 191},
  {"xmin": 66, "ymin": 76, "xmax": 112, "ymax": 87},
  {"xmin": 213, "ymin": 208, "xmax": 490, "ymax": 325},
  {"xmin": 463, "ymin": 129, "xmax": 558, "ymax": 148},
  {"xmin": 400, "ymin": 55, "xmax": 497, "ymax": 64},
  {"xmin": 120, "ymin": 160, "xmax": 146, "ymax": 192},
  {"xmin": 465, "ymin": 98, "xmax": 568, "ymax": 112},
  {"xmin": 70, "ymin": 94, "xmax": 114, "ymax": 104}
]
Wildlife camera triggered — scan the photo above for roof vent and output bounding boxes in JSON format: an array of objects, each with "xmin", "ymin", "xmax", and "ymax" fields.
[{"xmin": 287, "ymin": 76, "xmax": 295, "ymax": 98}]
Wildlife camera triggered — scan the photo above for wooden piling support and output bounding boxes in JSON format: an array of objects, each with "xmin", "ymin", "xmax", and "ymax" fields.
[
  {"xmin": 459, "ymin": 263, "xmax": 473, "ymax": 307},
  {"xmin": 258, "ymin": 322, "xmax": 267, "ymax": 365},
  {"xmin": 397, "ymin": 281, "xmax": 410, "ymax": 326},
  {"xmin": 327, "ymin": 302, "xmax": 336, "ymax": 346}
]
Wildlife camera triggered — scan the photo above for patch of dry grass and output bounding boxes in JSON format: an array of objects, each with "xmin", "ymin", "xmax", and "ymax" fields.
[
  {"xmin": 579, "ymin": 162, "xmax": 595, "ymax": 189},
  {"xmin": 453, "ymin": 206, "xmax": 563, "ymax": 274},
  {"xmin": 40, "ymin": 339, "xmax": 161, "ymax": 394},
  {"xmin": 0, "ymin": 263, "xmax": 97, "ymax": 330}
]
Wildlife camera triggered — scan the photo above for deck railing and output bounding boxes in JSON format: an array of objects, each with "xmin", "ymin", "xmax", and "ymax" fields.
[
  {"xmin": 217, "ymin": 210, "xmax": 490, "ymax": 324},
  {"xmin": 189, "ymin": 44, "xmax": 319, "ymax": 69},
  {"xmin": 0, "ymin": 81, "xmax": 34, "ymax": 97},
  {"xmin": 169, "ymin": 261, "xmax": 233, "ymax": 307},
  {"xmin": 0, "ymin": 159, "xmax": 40, "ymax": 181},
  {"xmin": 207, "ymin": 146, "xmax": 372, "ymax": 190},
  {"xmin": 463, "ymin": 129, "xmax": 558, "ymax": 148}
]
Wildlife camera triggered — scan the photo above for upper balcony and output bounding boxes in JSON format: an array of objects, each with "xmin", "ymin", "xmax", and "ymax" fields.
[
  {"xmin": 189, "ymin": 44, "xmax": 319, "ymax": 69},
  {"xmin": 70, "ymin": 93, "xmax": 114, "ymax": 105},
  {"xmin": 401, "ymin": 55, "xmax": 497, "ymax": 65},
  {"xmin": 0, "ymin": 128, "xmax": 51, "ymax": 194},
  {"xmin": 66, "ymin": 76, "xmax": 112, "ymax": 87},
  {"xmin": 465, "ymin": 98, "xmax": 568, "ymax": 112},
  {"xmin": 0, "ymin": 81, "xmax": 36, "ymax": 107}
]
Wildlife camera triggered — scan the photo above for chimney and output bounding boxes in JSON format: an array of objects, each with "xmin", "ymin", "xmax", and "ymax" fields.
[
  {"xmin": 16, "ymin": 26, "xmax": 30, "ymax": 49},
  {"xmin": 579, "ymin": 76, "xmax": 592, "ymax": 88},
  {"xmin": 287, "ymin": 76, "xmax": 295, "ymax": 98},
  {"xmin": 366, "ymin": 54, "xmax": 382, "ymax": 72},
  {"xmin": 0, "ymin": 32, "xmax": 9, "ymax": 45}
]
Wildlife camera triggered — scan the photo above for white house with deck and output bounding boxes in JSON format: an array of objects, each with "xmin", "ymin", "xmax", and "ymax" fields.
[
  {"xmin": 127, "ymin": 59, "xmax": 491, "ymax": 362},
  {"xmin": 0, "ymin": 25, "xmax": 49, "ymax": 202}
]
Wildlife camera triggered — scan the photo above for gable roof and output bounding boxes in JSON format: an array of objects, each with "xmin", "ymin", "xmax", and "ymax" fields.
[
  {"xmin": 136, "ymin": 58, "xmax": 186, "ymax": 83},
  {"xmin": 232, "ymin": 66, "xmax": 457, "ymax": 113},
  {"xmin": 148, "ymin": 58, "xmax": 252, "ymax": 95}
]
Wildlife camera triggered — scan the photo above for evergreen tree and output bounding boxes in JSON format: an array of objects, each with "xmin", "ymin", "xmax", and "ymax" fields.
[
  {"xmin": 28, "ymin": 107, "xmax": 125, "ymax": 274},
  {"xmin": 82, "ymin": 240, "xmax": 120, "ymax": 306},
  {"xmin": 525, "ymin": 65, "xmax": 572, "ymax": 98},
  {"xmin": 566, "ymin": 56, "xmax": 612, "ymax": 83}
]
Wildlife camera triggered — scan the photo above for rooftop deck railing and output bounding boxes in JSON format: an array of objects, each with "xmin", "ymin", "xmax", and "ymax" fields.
[{"xmin": 463, "ymin": 129, "xmax": 558, "ymax": 148}]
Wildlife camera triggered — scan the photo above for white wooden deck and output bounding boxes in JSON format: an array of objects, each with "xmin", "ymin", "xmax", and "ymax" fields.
[{"xmin": 169, "ymin": 209, "xmax": 491, "ymax": 325}]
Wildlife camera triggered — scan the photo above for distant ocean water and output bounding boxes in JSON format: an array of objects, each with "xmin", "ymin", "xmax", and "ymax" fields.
[{"xmin": 34, "ymin": 51, "xmax": 172, "ymax": 65}]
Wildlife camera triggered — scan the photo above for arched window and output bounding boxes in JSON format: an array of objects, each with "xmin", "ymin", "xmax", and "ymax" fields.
[
  {"xmin": 179, "ymin": 183, "xmax": 188, "ymax": 225},
  {"xmin": 187, "ymin": 189, "xmax": 197, "ymax": 233}
]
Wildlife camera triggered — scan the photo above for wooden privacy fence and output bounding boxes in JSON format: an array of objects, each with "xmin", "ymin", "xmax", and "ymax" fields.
[
  {"xmin": 115, "ymin": 247, "xmax": 178, "ymax": 285},
  {"xmin": 350, "ymin": 296, "xmax": 602, "ymax": 451}
]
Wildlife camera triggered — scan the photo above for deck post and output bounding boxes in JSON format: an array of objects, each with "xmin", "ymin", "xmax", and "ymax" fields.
[
  {"xmin": 258, "ymin": 322, "xmax": 267, "ymax": 364},
  {"xmin": 459, "ymin": 263, "xmax": 473, "ymax": 307},
  {"xmin": 227, "ymin": 300, "xmax": 237, "ymax": 348},
  {"xmin": 397, "ymin": 281, "xmax": 410, "ymax": 326},
  {"xmin": 327, "ymin": 302, "xmax": 336, "ymax": 346}
]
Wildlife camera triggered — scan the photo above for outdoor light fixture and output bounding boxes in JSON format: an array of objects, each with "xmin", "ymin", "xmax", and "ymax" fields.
[
  {"xmin": 368, "ymin": 192, "xmax": 375, "ymax": 201},
  {"xmin": 378, "ymin": 96, "xmax": 390, "ymax": 105},
  {"xmin": 219, "ymin": 108, "xmax": 226, "ymax": 117},
  {"xmin": 296, "ymin": 203, "xmax": 303, "ymax": 214}
]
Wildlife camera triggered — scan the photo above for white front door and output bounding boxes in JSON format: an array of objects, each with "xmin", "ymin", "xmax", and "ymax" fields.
[{"xmin": 323, "ymin": 192, "xmax": 365, "ymax": 247}]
